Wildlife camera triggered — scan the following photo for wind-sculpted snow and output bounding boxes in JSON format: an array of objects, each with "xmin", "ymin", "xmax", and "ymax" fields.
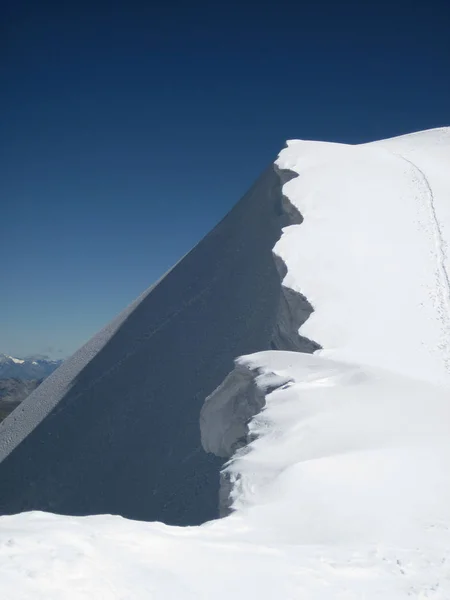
[
  {"xmin": 270, "ymin": 167, "xmax": 321, "ymax": 354},
  {"xmin": 223, "ymin": 352, "xmax": 450, "ymax": 544},
  {"xmin": 202, "ymin": 127, "xmax": 450, "ymax": 512}
]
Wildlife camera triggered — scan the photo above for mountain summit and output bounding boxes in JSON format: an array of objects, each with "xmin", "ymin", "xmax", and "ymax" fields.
[{"xmin": 1, "ymin": 128, "xmax": 450, "ymax": 599}]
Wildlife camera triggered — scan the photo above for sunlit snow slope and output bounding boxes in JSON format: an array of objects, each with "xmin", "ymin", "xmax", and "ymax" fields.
[
  {"xmin": 1, "ymin": 127, "xmax": 450, "ymax": 599},
  {"xmin": 276, "ymin": 127, "xmax": 450, "ymax": 384}
]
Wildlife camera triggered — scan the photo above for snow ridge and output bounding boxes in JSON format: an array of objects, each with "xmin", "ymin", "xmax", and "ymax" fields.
[
  {"xmin": 2, "ymin": 128, "xmax": 450, "ymax": 599},
  {"xmin": 203, "ymin": 127, "xmax": 450, "ymax": 517},
  {"xmin": 270, "ymin": 165, "xmax": 321, "ymax": 354},
  {"xmin": 200, "ymin": 163, "xmax": 320, "ymax": 514}
]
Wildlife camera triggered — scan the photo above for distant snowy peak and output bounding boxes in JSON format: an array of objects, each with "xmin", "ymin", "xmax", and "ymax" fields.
[
  {"xmin": 0, "ymin": 354, "xmax": 63, "ymax": 380},
  {"xmin": 275, "ymin": 127, "xmax": 450, "ymax": 385},
  {"xmin": 6, "ymin": 356, "xmax": 24, "ymax": 365}
]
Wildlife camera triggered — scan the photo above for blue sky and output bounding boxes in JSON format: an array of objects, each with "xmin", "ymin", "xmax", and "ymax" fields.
[{"xmin": 2, "ymin": 0, "xmax": 449, "ymax": 358}]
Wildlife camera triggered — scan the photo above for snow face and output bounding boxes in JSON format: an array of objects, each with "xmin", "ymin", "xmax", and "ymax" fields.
[{"xmin": 222, "ymin": 352, "xmax": 450, "ymax": 544}]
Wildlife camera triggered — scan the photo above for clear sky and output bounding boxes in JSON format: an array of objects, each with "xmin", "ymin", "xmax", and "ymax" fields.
[{"xmin": 2, "ymin": 0, "xmax": 449, "ymax": 359}]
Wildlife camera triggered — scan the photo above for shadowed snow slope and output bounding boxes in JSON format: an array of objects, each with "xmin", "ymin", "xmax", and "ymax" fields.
[
  {"xmin": 0, "ymin": 165, "xmax": 297, "ymax": 524},
  {"xmin": 1, "ymin": 128, "xmax": 450, "ymax": 599}
]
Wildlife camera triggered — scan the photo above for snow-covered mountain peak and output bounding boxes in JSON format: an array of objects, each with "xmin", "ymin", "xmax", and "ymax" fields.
[
  {"xmin": 1, "ymin": 127, "xmax": 450, "ymax": 598},
  {"xmin": 1, "ymin": 355, "xmax": 24, "ymax": 365},
  {"xmin": 0, "ymin": 354, "xmax": 62, "ymax": 380}
]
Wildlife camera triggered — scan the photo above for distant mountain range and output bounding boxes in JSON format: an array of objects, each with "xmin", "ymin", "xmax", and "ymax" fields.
[
  {"xmin": 0, "ymin": 355, "xmax": 63, "ymax": 422},
  {"xmin": 0, "ymin": 354, "xmax": 63, "ymax": 380}
]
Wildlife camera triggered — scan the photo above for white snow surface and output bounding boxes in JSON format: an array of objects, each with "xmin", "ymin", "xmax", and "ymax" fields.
[
  {"xmin": 2, "ymin": 352, "xmax": 450, "ymax": 599},
  {"xmin": 2, "ymin": 127, "xmax": 450, "ymax": 598},
  {"xmin": 276, "ymin": 127, "xmax": 450, "ymax": 385}
]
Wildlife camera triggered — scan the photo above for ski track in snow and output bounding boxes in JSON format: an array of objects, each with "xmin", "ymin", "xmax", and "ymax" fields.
[{"xmin": 385, "ymin": 147, "xmax": 450, "ymax": 374}]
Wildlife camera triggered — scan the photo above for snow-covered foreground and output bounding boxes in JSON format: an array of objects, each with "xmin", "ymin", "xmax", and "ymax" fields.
[
  {"xmin": 2, "ymin": 128, "xmax": 450, "ymax": 598},
  {"xmin": 2, "ymin": 514, "xmax": 447, "ymax": 600},
  {"xmin": 2, "ymin": 352, "xmax": 450, "ymax": 599}
]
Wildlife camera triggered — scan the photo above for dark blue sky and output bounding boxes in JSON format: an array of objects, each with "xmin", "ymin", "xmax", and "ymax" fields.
[{"xmin": 2, "ymin": 0, "xmax": 449, "ymax": 358}]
